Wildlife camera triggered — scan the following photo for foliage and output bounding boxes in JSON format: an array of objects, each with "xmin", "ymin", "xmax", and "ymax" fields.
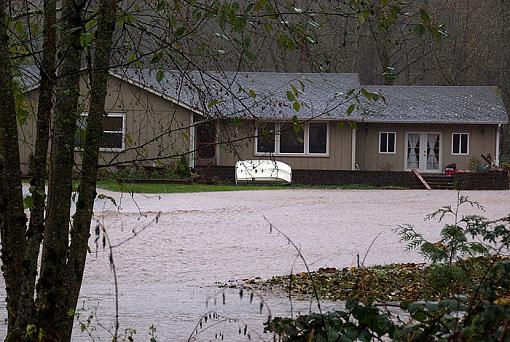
[
  {"xmin": 248, "ymin": 256, "xmax": 505, "ymax": 304},
  {"xmin": 468, "ymin": 157, "xmax": 484, "ymax": 172},
  {"xmin": 266, "ymin": 193, "xmax": 510, "ymax": 341},
  {"xmin": 108, "ymin": 159, "xmax": 191, "ymax": 180},
  {"xmin": 266, "ymin": 300, "xmax": 397, "ymax": 342}
]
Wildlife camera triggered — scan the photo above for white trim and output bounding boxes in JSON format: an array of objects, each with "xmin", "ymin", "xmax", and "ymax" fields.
[
  {"xmin": 496, "ymin": 124, "xmax": 501, "ymax": 166},
  {"xmin": 378, "ymin": 131, "xmax": 396, "ymax": 154},
  {"xmin": 451, "ymin": 132, "xmax": 469, "ymax": 155},
  {"xmin": 404, "ymin": 131, "xmax": 443, "ymax": 173},
  {"xmin": 76, "ymin": 112, "xmax": 126, "ymax": 152},
  {"xmin": 254, "ymin": 121, "xmax": 330, "ymax": 157},
  {"xmin": 189, "ymin": 112, "xmax": 195, "ymax": 168},
  {"xmin": 351, "ymin": 127, "xmax": 357, "ymax": 170}
]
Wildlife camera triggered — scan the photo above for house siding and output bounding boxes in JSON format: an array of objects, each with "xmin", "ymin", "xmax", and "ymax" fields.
[
  {"xmin": 216, "ymin": 120, "xmax": 354, "ymax": 170},
  {"xmin": 18, "ymin": 74, "xmax": 192, "ymax": 174},
  {"xmin": 356, "ymin": 123, "xmax": 497, "ymax": 171}
]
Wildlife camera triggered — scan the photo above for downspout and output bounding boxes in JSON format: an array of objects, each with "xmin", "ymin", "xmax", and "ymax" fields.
[
  {"xmin": 189, "ymin": 112, "xmax": 195, "ymax": 169},
  {"xmin": 496, "ymin": 124, "xmax": 501, "ymax": 166},
  {"xmin": 351, "ymin": 127, "xmax": 357, "ymax": 170}
]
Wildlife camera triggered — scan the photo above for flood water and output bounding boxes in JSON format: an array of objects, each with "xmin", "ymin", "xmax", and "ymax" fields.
[{"xmin": 1, "ymin": 189, "xmax": 509, "ymax": 340}]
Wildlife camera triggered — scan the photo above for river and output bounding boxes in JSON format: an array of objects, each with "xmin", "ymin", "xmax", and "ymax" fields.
[{"xmin": 1, "ymin": 189, "xmax": 509, "ymax": 340}]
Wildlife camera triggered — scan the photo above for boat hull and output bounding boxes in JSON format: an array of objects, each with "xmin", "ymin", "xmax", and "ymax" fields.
[{"xmin": 235, "ymin": 160, "xmax": 292, "ymax": 184}]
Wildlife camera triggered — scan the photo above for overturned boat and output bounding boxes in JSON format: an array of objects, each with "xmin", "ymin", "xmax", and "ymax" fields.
[{"xmin": 235, "ymin": 160, "xmax": 292, "ymax": 184}]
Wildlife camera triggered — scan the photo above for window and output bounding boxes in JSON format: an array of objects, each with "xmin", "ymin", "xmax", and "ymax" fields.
[
  {"xmin": 379, "ymin": 132, "xmax": 396, "ymax": 154},
  {"xmin": 255, "ymin": 121, "xmax": 329, "ymax": 156},
  {"xmin": 279, "ymin": 122, "xmax": 304, "ymax": 154},
  {"xmin": 452, "ymin": 133, "xmax": 469, "ymax": 155},
  {"xmin": 256, "ymin": 122, "xmax": 276, "ymax": 153},
  {"xmin": 309, "ymin": 123, "xmax": 328, "ymax": 154},
  {"xmin": 76, "ymin": 113, "xmax": 125, "ymax": 150}
]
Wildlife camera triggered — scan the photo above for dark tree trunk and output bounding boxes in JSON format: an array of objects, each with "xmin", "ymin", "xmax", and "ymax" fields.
[
  {"xmin": 13, "ymin": 0, "xmax": 58, "ymax": 335},
  {"xmin": 63, "ymin": 0, "xmax": 118, "ymax": 339},
  {"xmin": 35, "ymin": 0, "xmax": 85, "ymax": 337},
  {"xmin": 0, "ymin": 0, "xmax": 28, "ymax": 339}
]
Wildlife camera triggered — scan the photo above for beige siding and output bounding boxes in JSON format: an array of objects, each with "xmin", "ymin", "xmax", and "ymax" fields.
[
  {"xmin": 356, "ymin": 123, "xmax": 497, "ymax": 171},
  {"xmin": 18, "ymin": 74, "xmax": 192, "ymax": 174},
  {"xmin": 216, "ymin": 120, "xmax": 353, "ymax": 170}
]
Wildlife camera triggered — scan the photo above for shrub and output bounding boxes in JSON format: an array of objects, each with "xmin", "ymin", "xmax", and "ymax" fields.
[{"xmin": 266, "ymin": 193, "xmax": 510, "ymax": 341}]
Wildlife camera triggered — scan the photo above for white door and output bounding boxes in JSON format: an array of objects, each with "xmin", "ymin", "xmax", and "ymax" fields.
[{"xmin": 406, "ymin": 133, "xmax": 441, "ymax": 172}]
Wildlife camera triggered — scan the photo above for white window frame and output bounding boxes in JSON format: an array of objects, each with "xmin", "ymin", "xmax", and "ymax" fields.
[
  {"xmin": 378, "ymin": 132, "xmax": 396, "ymax": 154},
  {"xmin": 76, "ymin": 112, "xmax": 126, "ymax": 152},
  {"xmin": 451, "ymin": 132, "xmax": 469, "ymax": 155},
  {"xmin": 254, "ymin": 121, "xmax": 330, "ymax": 157}
]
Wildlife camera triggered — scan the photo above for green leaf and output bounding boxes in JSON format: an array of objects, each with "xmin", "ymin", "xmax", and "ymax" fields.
[
  {"xmin": 24, "ymin": 195, "xmax": 34, "ymax": 209},
  {"xmin": 14, "ymin": 20, "xmax": 24, "ymax": 35},
  {"xmin": 207, "ymin": 99, "xmax": 221, "ymax": 108},
  {"xmin": 156, "ymin": 69, "xmax": 164, "ymax": 82},
  {"xmin": 156, "ymin": 0, "xmax": 166, "ymax": 11},
  {"xmin": 80, "ymin": 32, "xmax": 94, "ymax": 48},
  {"xmin": 292, "ymin": 101, "xmax": 301, "ymax": 112},
  {"xmin": 248, "ymin": 89, "xmax": 257, "ymax": 98},
  {"xmin": 347, "ymin": 104, "xmax": 356, "ymax": 115},
  {"xmin": 97, "ymin": 193, "xmax": 117, "ymax": 206},
  {"xmin": 174, "ymin": 27, "xmax": 186, "ymax": 37},
  {"xmin": 286, "ymin": 91, "xmax": 295, "ymax": 102},
  {"xmin": 420, "ymin": 9, "xmax": 430, "ymax": 24},
  {"xmin": 291, "ymin": 84, "xmax": 299, "ymax": 97},
  {"xmin": 16, "ymin": 107, "xmax": 29, "ymax": 126},
  {"xmin": 298, "ymin": 80, "xmax": 305, "ymax": 92}
]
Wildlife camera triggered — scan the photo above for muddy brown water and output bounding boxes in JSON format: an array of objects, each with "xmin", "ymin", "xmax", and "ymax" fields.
[{"xmin": 1, "ymin": 189, "xmax": 509, "ymax": 340}]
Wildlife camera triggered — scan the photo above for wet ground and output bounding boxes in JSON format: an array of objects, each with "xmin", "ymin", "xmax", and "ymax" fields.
[{"xmin": 1, "ymin": 189, "xmax": 509, "ymax": 340}]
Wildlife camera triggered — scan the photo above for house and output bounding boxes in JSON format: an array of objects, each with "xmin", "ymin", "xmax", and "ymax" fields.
[{"xmin": 17, "ymin": 67, "xmax": 508, "ymax": 177}]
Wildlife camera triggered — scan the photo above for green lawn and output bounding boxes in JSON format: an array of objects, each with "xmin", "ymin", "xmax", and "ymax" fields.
[{"xmin": 96, "ymin": 180, "xmax": 378, "ymax": 194}]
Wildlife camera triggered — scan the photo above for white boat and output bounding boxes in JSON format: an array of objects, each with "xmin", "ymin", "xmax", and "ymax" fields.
[{"xmin": 235, "ymin": 160, "xmax": 292, "ymax": 184}]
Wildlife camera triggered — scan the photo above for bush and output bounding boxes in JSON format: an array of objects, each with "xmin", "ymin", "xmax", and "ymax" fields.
[
  {"xmin": 266, "ymin": 193, "xmax": 510, "ymax": 341},
  {"xmin": 468, "ymin": 157, "xmax": 483, "ymax": 172}
]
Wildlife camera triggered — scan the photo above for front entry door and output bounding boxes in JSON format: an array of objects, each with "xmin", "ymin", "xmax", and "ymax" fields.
[
  {"xmin": 406, "ymin": 133, "xmax": 441, "ymax": 172},
  {"xmin": 195, "ymin": 121, "xmax": 217, "ymax": 167}
]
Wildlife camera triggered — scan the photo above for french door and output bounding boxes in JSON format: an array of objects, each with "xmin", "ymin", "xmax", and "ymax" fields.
[{"xmin": 406, "ymin": 133, "xmax": 441, "ymax": 172}]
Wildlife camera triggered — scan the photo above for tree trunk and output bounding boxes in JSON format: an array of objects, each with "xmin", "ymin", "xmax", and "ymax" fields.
[
  {"xmin": 35, "ymin": 0, "xmax": 85, "ymax": 337},
  {"xmin": 13, "ymin": 0, "xmax": 58, "ymax": 336},
  {"xmin": 0, "ymin": 0, "xmax": 28, "ymax": 339},
  {"xmin": 63, "ymin": 0, "xmax": 118, "ymax": 339}
]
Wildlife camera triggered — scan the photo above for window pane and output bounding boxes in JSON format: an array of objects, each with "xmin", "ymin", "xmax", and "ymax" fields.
[
  {"xmin": 388, "ymin": 133, "xmax": 395, "ymax": 153},
  {"xmin": 256, "ymin": 122, "xmax": 275, "ymax": 153},
  {"xmin": 460, "ymin": 134, "xmax": 468, "ymax": 154},
  {"xmin": 380, "ymin": 133, "xmax": 388, "ymax": 153},
  {"xmin": 279, "ymin": 122, "xmax": 304, "ymax": 153},
  {"xmin": 309, "ymin": 123, "xmax": 327, "ymax": 153},
  {"xmin": 453, "ymin": 134, "xmax": 460, "ymax": 154},
  {"xmin": 101, "ymin": 132, "xmax": 123, "ymax": 149},
  {"xmin": 102, "ymin": 116, "xmax": 123, "ymax": 131}
]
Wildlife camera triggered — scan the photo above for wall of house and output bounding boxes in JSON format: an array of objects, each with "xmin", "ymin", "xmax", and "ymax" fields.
[
  {"xmin": 356, "ymin": 123, "xmax": 498, "ymax": 172},
  {"xmin": 215, "ymin": 120, "xmax": 354, "ymax": 170},
  {"xmin": 18, "ymin": 75, "xmax": 192, "ymax": 174}
]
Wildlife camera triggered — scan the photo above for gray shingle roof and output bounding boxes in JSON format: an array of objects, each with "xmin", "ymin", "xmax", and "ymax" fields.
[
  {"xmin": 20, "ymin": 66, "xmax": 508, "ymax": 125},
  {"xmin": 16, "ymin": 65, "xmax": 40, "ymax": 91},
  {"xmin": 358, "ymin": 85, "xmax": 508, "ymax": 124},
  {"xmin": 112, "ymin": 68, "xmax": 361, "ymax": 120}
]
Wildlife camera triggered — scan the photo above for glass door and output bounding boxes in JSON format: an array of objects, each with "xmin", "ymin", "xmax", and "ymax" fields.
[{"xmin": 406, "ymin": 133, "xmax": 441, "ymax": 172}]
